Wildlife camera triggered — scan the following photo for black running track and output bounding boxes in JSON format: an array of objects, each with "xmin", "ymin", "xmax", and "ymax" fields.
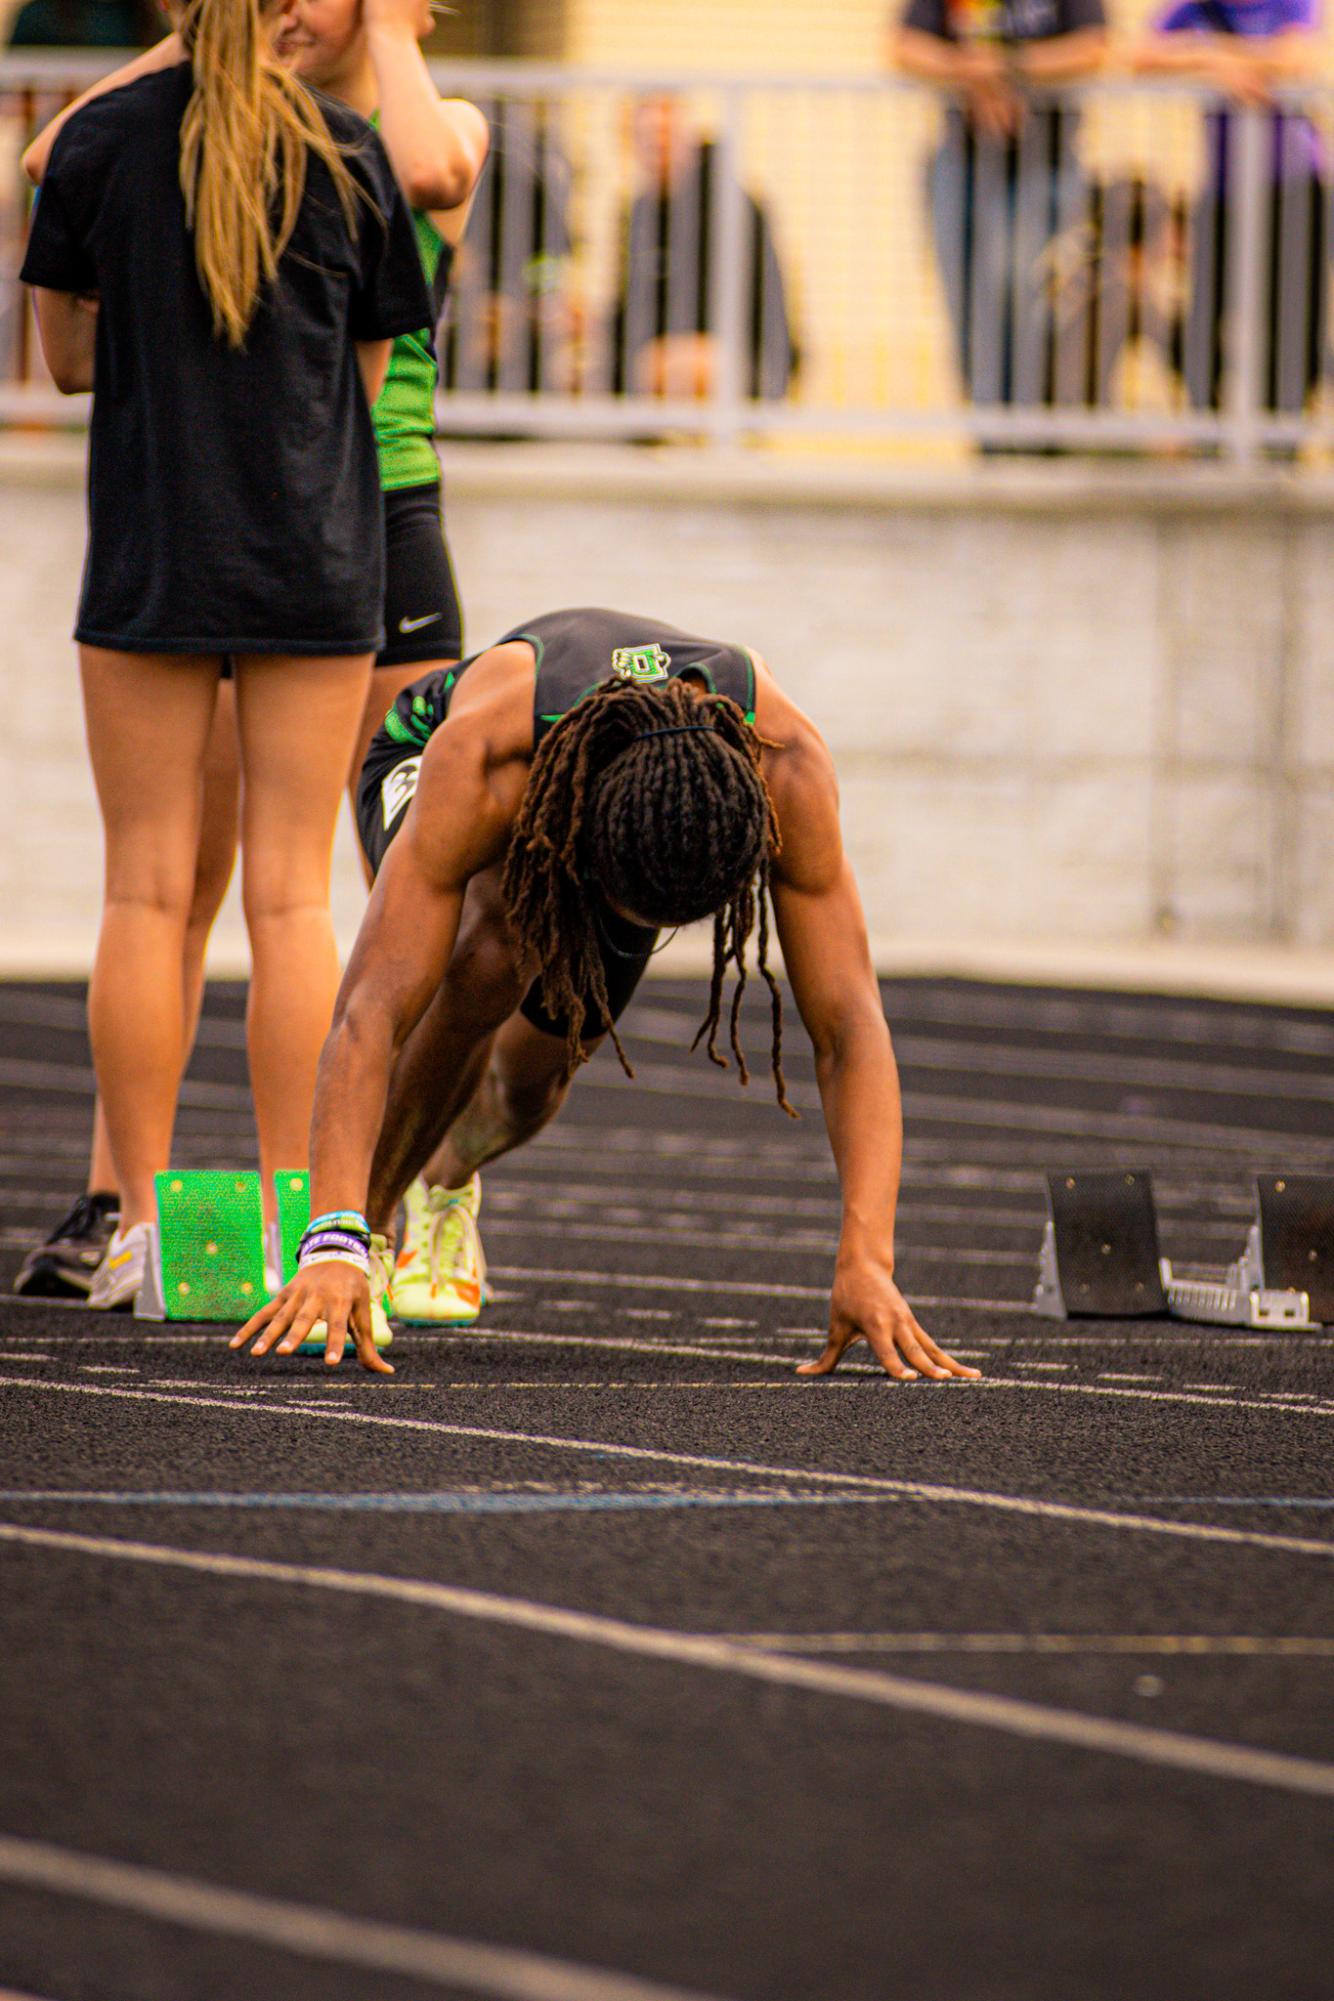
[{"xmin": 0, "ymin": 976, "xmax": 1331, "ymax": 2001}]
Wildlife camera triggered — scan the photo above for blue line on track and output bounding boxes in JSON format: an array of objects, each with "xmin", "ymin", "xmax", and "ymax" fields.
[{"xmin": 0, "ymin": 1489, "xmax": 889, "ymax": 1516}]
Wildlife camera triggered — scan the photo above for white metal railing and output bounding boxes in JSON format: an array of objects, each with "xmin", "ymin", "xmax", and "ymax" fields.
[{"xmin": 4, "ymin": 55, "xmax": 1334, "ymax": 461}]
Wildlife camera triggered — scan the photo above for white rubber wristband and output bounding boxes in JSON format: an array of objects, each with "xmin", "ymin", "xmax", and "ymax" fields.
[{"xmin": 298, "ymin": 1248, "xmax": 371, "ymax": 1276}]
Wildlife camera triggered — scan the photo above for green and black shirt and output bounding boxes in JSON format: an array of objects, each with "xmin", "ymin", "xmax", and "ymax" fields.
[
  {"xmin": 380, "ymin": 606, "xmax": 757, "ymax": 756},
  {"xmin": 370, "ymin": 133, "xmax": 454, "ymax": 493}
]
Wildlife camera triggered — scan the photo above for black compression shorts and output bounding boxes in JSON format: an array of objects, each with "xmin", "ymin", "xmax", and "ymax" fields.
[
  {"xmin": 376, "ymin": 480, "xmax": 464, "ymax": 669},
  {"xmin": 355, "ymin": 729, "xmax": 659, "ymax": 1044}
]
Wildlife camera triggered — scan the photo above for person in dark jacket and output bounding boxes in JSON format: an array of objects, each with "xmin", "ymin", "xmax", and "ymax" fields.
[{"xmin": 610, "ymin": 95, "xmax": 797, "ymax": 403}]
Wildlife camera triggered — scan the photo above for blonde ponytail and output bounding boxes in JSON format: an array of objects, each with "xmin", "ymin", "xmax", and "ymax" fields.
[{"xmin": 178, "ymin": 0, "xmax": 363, "ymax": 348}]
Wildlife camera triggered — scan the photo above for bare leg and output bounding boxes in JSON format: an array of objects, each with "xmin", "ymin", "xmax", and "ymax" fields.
[
  {"xmin": 181, "ymin": 676, "xmax": 241, "ymax": 1060},
  {"xmin": 80, "ymin": 647, "xmax": 222, "ymax": 1225},
  {"xmin": 364, "ymin": 871, "xmax": 526, "ymax": 1232},
  {"xmin": 86, "ymin": 1103, "xmax": 117, "ymax": 1201},
  {"xmin": 86, "ymin": 678, "xmax": 240, "ymax": 1198},
  {"xmin": 233, "ymin": 652, "xmax": 372, "ymax": 1222},
  {"xmin": 364, "ymin": 1009, "xmax": 497, "ymax": 1233},
  {"xmin": 425, "ymin": 1012, "xmax": 582, "ymax": 1190}
]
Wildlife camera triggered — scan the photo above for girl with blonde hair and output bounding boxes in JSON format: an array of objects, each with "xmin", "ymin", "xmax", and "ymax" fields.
[
  {"xmin": 20, "ymin": 0, "xmax": 431, "ymax": 1305},
  {"xmin": 15, "ymin": 4, "xmax": 486, "ymax": 1304}
]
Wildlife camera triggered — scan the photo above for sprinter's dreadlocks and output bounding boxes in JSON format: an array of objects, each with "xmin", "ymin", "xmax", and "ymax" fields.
[{"xmin": 502, "ymin": 676, "xmax": 795, "ymax": 1115}]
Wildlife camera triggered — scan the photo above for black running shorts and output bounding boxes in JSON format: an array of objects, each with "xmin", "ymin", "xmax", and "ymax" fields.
[
  {"xmin": 355, "ymin": 729, "xmax": 659, "ymax": 1044},
  {"xmin": 376, "ymin": 480, "xmax": 464, "ymax": 669}
]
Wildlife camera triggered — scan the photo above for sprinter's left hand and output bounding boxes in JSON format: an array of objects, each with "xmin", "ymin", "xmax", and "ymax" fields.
[{"xmin": 798, "ymin": 1258, "xmax": 982, "ymax": 1381}]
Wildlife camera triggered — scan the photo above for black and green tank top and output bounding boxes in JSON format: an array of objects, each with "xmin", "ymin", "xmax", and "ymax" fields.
[{"xmin": 380, "ymin": 607, "xmax": 758, "ymax": 754}]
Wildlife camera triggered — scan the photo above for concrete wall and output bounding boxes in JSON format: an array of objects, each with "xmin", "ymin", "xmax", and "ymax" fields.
[{"xmin": 2, "ymin": 437, "xmax": 1332, "ymax": 995}]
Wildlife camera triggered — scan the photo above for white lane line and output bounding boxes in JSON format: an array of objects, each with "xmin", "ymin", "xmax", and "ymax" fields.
[
  {"xmin": 158, "ymin": 1321, "xmax": 1334, "ymax": 1422},
  {"xmin": 0, "ymin": 1376, "xmax": 1329, "ymax": 1560},
  {"xmin": 722, "ymin": 1632, "xmax": 1334, "ymax": 1659},
  {"xmin": 519, "ymin": 1123, "xmax": 1315, "ymax": 1196},
  {"xmin": 897, "ymin": 1037, "xmax": 1334, "ymax": 1109},
  {"xmin": 487, "ymin": 1218, "xmax": 1037, "ymax": 1267},
  {"xmin": 486, "ymin": 1185, "xmax": 1048, "ymax": 1232},
  {"xmin": 143, "ymin": 1380, "xmax": 271, "ymax": 1393},
  {"xmin": 438, "ymin": 1328, "xmax": 1334, "ymax": 1424},
  {"xmin": 80, "ymin": 1365, "xmax": 139, "ymax": 1377},
  {"xmin": 917, "ymin": 1334, "xmax": 1334, "ymax": 1348},
  {"xmin": 0, "ymin": 1355, "xmax": 52, "ymax": 1364},
  {"xmin": 0, "ymin": 989, "xmax": 248, "ymax": 1050},
  {"xmin": 627, "ymin": 991, "xmax": 1334, "ymax": 1063},
  {"xmin": 265, "ymin": 1327, "xmax": 1334, "ymax": 1423},
  {"xmin": 973, "ymin": 1378, "xmax": 1334, "ymax": 1420},
  {"xmin": 1099, "ymin": 1373, "xmax": 1162, "ymax": 1385},
  {"xmin": 238, "ymin": 1384, "xmax": 905, "ymax": 1400},
  {"xmin": 0, "ymin": 1528, "xmax": 1332, "ymax": 1801},
  {"xmin": 0, "ymin": 1332, "xmax": 1328, "ymax": 1420},
  {"xmin": 492, "ymin": 1268, "xmax": 1034, "ymax": 1313},
  {"xmin": 575, "ymin": 1055, "xmax": 1334, "ymax": 1154},
  {"xmin": 0, "ymin": 1057, "xmax": 249, "ymax": 1112},
  {"xmin": 0, "ymin": 1278, "xmax": 1036, "ymax": 1318},
  {"xmin": 1012, "ymin": 1362, "xmax": 1070, "ymax": 1373},
  {"xmin": 446, "ymin": 1136, "xmax": 1305, "ymax": 1210},
  {"xmin": 27, "ymin": 1027, "xmax": 1325, "ymax": 1151},
  {"xmin": 0, "ymin": 1834, "xmax": 728, "ymax": 2001}
]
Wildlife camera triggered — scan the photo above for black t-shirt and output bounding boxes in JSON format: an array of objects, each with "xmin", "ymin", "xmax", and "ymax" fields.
[
  {"xmin": 21, "ymin": 64, "xmax": 431, "ymax": 653},
  {"xmin": 901, "ymin": 0, "xmax": 1104, "ymax": 45},
  {"xmin": 900, "ymin": 0, "xmax": 1105, "ymax": 152}
]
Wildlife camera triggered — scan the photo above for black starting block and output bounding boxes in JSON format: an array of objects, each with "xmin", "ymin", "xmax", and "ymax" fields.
[
  {"xmin": 1033, "ymin": 1171, "xmax": 1168, "ymax": 1317},
  {"xmin": 1252, "ymin": 1176, "xmax": 1333, "ymax": 1325},
  {"xmin": 1032, "ymin": 1171, "xmax": 1334, "ymax": 1328}
]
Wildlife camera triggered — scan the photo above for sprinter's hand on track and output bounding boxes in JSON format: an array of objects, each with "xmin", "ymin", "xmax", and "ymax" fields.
[
  {"xmin": 798, "ymin": 1260, "xmax": 982, "ymax": 1382},
  {"xmin": 230, "ymin": 1264, "xmax": 393, "ymax": 1375}
]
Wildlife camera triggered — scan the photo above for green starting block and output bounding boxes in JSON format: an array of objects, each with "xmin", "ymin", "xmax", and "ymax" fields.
[
  {"xmin": 274, "ymin": 1170, "xmax": 311, "ymax": 1286},
  {"xmin": 135, "ymin": 1169, "xmax": 312, "ymax": 1321},
  {"xmin": 136, "ymin": 1171, "xmax": 266, "ymax": 1321}
]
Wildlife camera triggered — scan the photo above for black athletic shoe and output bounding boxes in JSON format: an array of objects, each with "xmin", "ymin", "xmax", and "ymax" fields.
[{"xmin": 13, "ymin": 1191, "xmax": 120, "ymax": 1299}]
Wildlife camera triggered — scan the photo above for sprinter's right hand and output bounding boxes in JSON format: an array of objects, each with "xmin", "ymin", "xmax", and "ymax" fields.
[{"xmin": 231, "ymin": 1262, "xmax": 392, "ymax": 1374}]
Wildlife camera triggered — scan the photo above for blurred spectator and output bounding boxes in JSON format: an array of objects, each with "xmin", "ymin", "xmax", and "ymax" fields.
[
  {"xmin": 1133, "ymin": 0, "xmax": 1326, "ymax": 416},
  {"xmin": 442, "ymin": 96, "xmax": 576, "ymax": 396},
  {"xmin": 892, "ymin": 0, "xmax": 1108, "ymax": 415},
  {"xmin": 7, "ymin": 0, "xmax": 160, "ymax": 45},
  {"xmin": 608, "ymin": 95, "xmax": 797, "ymax": 403},
  {"xmin": 1043, "ymin": 172, "xmax": 1186, "ymax": 406}
]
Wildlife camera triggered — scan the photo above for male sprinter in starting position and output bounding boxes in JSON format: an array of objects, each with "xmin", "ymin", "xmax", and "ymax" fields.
[{"xmin": 235, "ymin": 608, "xmax": 980, "ymax": 1384}]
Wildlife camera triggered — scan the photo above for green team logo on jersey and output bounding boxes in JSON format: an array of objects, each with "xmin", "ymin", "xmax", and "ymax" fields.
[{"xmin": 611, "ymin": 643, "xmax": 672, "ymax": 685}]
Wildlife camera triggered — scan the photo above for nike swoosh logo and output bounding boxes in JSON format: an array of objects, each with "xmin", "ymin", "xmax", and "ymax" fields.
[{"xmin": 398, "ymin": 613, "xmax": 442, "ymax": 634}]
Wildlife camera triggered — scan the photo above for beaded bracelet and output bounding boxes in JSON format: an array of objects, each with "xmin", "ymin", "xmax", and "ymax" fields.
[{"xmin": 306, "ymin": 1209, "xmax": 371, "ymax": 1242}]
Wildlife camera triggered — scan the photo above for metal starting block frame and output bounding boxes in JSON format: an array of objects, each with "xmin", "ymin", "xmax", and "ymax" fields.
[
  {"xmin": 136, "ymin": 1169, "xmax": 310, "ymax": 1321},
  {"xmin": 1032, "ymin": 1171, "xmax": 1332, "ymax": 1329}
]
